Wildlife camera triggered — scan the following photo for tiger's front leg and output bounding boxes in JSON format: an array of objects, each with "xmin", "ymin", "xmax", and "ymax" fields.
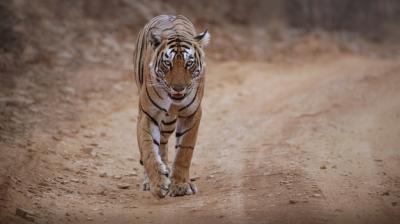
[
  {"xmin": 169, "ymin": 107, "xmax": 202, "ymax": 197},
  {"xmin": 137, "ymin": 108, "xmax": 170, "ymax": 198}
]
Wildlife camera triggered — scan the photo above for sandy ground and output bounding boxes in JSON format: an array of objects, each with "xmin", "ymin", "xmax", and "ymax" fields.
[{"xmin": 1, "ymin": 53, "xmax": 400, "ymax": 224}]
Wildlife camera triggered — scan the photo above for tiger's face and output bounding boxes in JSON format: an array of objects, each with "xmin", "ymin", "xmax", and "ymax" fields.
[{"xmin": 149, "ymin": 31, "xmax": 210, "ymax": 101}]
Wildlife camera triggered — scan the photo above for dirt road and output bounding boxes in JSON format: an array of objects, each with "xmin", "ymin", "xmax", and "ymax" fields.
[{"xmin": 1, "ymin": 53, "xmax": 400, "ymax": 224}]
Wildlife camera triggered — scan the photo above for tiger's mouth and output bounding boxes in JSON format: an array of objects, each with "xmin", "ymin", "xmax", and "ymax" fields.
[{"xmin": 169, "ymin": 92, "xmax": 186, "ymax": 100}]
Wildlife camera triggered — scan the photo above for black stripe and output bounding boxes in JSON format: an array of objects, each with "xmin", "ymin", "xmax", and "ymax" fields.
[
  {"xmin": 140, "ymin": 127, "xmax": 160, "ymax": 148},
  {"xmin": 140, "ymin": 65, "xmax": 144, "ymax": 86},
  {"xmin": 153, "ymin": 139, "xmax": 160, "ymax": 146},
  {"xmin": 169, "ymin": 42, "xmax": 192, "ymax": 49},
  {"xmin": 179, "ymin": 40, "xmax": 193, "ymax": 46},
  {"xmin": 175, "ymin": 145, "xmax": 194, "ymax": 150},
  {"xmin": 154, "ymin": 54, "xmax": 160, "ymax": 70},
  {"xmin": 175, "ymin": 124, "xmax": 196, "ymax": 138},
  {"xmin": 179, "ymin": 88, "xmax": 198, "ymax": 111},
  {"xmin": 160, "ymin": 141, "xmax": 168, "ymax": 145},
  {"xmin": 156, "ymin": 46, "xmax": 164, "ymax": 61},
  {"xmin": 140, "ymin": 103, "xmax": 159, "ymax": 127},
  {"xmin": 163, "ymin": 23, "xmax": 184, "ymax": 34},
  {"xmin": 138, "ymin": 32, "xmax": 145, "ymax": 85},
  {"xmin": 169, "ymin": 43, "xmax": 179, "ymax": 48},
  {"xmin": 142, "ymin": 139, "xmax": 160, "ymax": 150},
  {"xmin": 161, "ymin": 63, "xmax": 169, "ymax": 73},
  {"xmin": 183, "ymin": 49, "xmax": 190, "ymax": 56},
  {"xmin": 162, "ymin": 118, "xmax": 177, "ymax": 125},
  {"xmin": 195, "ymin": 50, "xmax": 201, "ymax": 68},
  {"xmin": 161, "ymin": 130, "xmax": 174, "ymax": 134},
  {"xmin": 181, "ymin": 45, "xmax": 190, "ymax": 49},
  {"xmin": 154, "ymin": 47, "xmax": 164, "ymax": 74},
  {"xmin": 146, "ymin": 85, "xmax": 167, "ymax": 112},
  {"xmin": 167, "ymin": 38, "xmax": 193, "ymax": 46},
  {"xmin": 142, "ymin": 128, "xmax": 160, "ymax": 147},
  {"xmin": 178, "ymin": 104, "xmax": 200, "ymax": 119},
  {"xmin": 189, "ymin": 63, "xmax": 196, "ymax": 73}
]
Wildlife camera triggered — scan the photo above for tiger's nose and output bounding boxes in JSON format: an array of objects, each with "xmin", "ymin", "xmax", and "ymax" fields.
[{"xmin": 171, "ymin": 85, "xmax": 185, "ymax": 92}]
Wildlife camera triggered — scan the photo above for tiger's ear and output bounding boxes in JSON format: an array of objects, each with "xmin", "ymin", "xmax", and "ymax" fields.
[
  {"xmin": 194, "ymin": 29, "xmax": 211, "ymax": 48},
  {"xmin": 149, "ymin": 31, "xmax": 162, "ymax": 49}
]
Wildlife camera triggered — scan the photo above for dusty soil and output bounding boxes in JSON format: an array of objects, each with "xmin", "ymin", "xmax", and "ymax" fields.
[{"xmin": 1, "ymin": 51, "xmax": 400, "ymax": 224}]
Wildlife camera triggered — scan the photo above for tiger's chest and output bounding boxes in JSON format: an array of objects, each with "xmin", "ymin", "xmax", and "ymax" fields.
[{"xmin": 141, "ymin": 84, "xmax": 202, "ymax": 119}]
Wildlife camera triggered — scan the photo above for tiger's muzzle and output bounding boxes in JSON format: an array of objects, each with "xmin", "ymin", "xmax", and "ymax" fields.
[{"xmin": 169, "ymin": 85, "xmax": 188, "ymax": 100}]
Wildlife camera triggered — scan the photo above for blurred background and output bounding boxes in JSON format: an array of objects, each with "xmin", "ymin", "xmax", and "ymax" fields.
[
  {"xmin": 1, "ymin": 0, "xmax": 400, "ymax": 68},
  {"xmin": 1, "ymin": 1, "xmax": 400, "ymax": 223}
]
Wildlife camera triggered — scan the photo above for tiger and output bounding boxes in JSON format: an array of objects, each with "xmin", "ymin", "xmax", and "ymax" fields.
[{"xmin": 132, "ymin": 15, "xmax": 210, "ymax": 198}]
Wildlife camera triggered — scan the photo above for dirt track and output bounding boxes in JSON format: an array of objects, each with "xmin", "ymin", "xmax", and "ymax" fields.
[{"xmin": 1, "ymin": 53, "xmax": 400, "ymax": 223}]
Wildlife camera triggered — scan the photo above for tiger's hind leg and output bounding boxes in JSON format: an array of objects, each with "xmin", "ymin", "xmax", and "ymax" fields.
[{"xmin": 169, "ymin": 109, "xmax": 201, "ymax": 197}]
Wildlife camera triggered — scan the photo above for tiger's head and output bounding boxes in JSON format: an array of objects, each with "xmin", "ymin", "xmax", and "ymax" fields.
[{"xmin": 148, "ymin": 30, "xmax": 210, "ymax": 101}]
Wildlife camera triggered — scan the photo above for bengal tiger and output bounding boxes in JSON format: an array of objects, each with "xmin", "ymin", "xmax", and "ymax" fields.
[{"xmin": 132, "ymin": 15, "xmax": 210, "ymax": 198}]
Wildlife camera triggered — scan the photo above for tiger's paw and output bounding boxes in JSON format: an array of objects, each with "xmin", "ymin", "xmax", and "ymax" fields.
[
  {"xmin": 145, "ymin": 163, "xmax": 171, "ymax": 198},
  {"xmin": 169, "ymin": 181, "xmax": 197, "ymax": 197},
  {"xmin": 149, "ymin": 173, "xmax": 170, "ymax": 198},
  {"xmin": 142, "ymin": 166, "xmax": 170, "ymax": 192}
]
